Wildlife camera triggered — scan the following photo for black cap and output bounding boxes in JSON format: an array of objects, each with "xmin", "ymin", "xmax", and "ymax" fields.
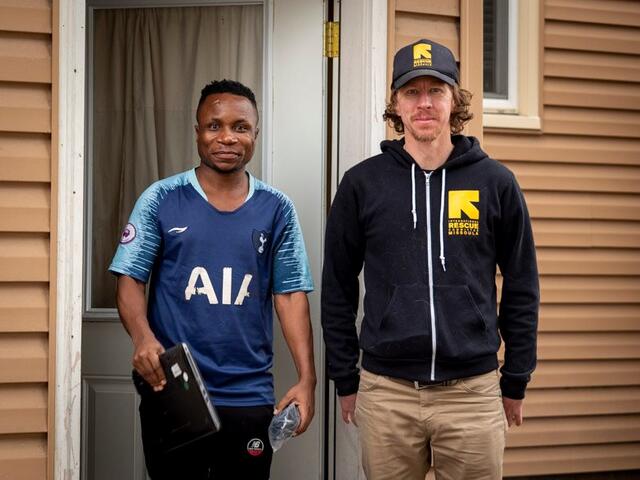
[{"xmin": 392, "ymin": 38, "xmax": 459, "ymax": 90}]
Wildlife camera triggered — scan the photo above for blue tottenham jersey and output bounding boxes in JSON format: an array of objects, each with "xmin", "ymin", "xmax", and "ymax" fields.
[{"xmin": 109, "ymin": 169, "xmax": 313, "ymax": 406}]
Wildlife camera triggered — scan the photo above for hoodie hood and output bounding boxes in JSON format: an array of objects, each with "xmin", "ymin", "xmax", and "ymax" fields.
[{"xmin": 380, "ymin": 135, "xmax": 488, "ymax": 171}]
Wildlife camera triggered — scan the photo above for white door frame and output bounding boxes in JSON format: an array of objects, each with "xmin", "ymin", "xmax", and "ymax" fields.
[
  {"xmin": 328, "ymin": 1, "xmax": 387, "ymax": 478},
  {"xmin": 336, "ymin": 0, "xmax": 387, "ymax": 181}
]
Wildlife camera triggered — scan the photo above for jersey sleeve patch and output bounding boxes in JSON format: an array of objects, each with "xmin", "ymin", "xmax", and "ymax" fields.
[{"xmin": 119, "ymin": 223, "xmax": 137, "ymax": 244}]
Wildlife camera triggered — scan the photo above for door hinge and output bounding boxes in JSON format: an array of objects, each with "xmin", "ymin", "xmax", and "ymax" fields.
[{"xmin": 324, "ymin": 21, "xmax": 339, "ymax": 58}]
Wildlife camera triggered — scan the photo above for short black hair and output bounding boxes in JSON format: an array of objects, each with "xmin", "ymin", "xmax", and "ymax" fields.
[{"xmin": 196, "ymin": 79, "xmax": 258, "ymax": 123}]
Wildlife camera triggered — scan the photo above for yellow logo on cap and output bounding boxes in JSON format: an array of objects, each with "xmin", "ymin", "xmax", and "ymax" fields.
[
  {"xmin": 448, "ymin": 190, "xmax": 480, "ymax": 236},
  {"xmin": 413, "ymin": 43, "xmax": 432, "ymax": 68}
]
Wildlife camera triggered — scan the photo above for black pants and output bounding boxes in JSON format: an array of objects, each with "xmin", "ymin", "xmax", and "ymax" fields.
[{"xmin": 140, "ymin": 402, "xmax": 274, "ymax": 480}]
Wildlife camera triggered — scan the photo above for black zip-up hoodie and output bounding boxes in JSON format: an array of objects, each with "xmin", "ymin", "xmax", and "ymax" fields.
[{"xmin": 321, "ymin": 135, "xmax": 539, "ymax": 400}]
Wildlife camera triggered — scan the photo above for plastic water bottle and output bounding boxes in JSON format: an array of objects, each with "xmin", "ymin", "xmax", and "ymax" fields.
[{"xmin": 268, "ymin": 403, "xmax": 301, "ymax": 452}]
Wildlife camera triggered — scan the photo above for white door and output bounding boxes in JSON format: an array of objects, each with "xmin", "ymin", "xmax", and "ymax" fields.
[{"xmin": 80, "ymin": 1, "xmax": 325, "ymax": 479}]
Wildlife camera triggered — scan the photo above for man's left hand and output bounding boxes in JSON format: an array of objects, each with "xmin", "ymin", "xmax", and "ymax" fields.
[
  {"xmin": 275, "ymin": 379, "xmax": 316, "ymax": 436},
  {"xmin": 503, "ymin": 396, "xmax": 524, "ymax": 427}
]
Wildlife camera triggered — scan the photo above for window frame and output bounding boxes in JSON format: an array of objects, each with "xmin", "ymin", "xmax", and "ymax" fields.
[
  {"xmin": 483, "ymin": 0, "xmax": 541, "ymax": 130},
  {"xmin": 483, "ymin": 0, "xmax": 518, "ymax": 109}
]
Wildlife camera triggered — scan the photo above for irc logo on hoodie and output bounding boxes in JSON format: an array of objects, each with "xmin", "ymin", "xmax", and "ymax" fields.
[{"xmin": 448, "ymin": 190, "xmax": 479, "ymax": 236}]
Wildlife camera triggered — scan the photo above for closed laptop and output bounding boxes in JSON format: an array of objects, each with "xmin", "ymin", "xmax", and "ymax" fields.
[{"xmin": 133, "ymin": 342, "xmax": 221, "ymax": 453}]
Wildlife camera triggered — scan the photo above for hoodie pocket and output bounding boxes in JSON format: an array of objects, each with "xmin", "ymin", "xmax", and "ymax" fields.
[
  {"xmin": 367, "ymin": 284, "xmax": 431, "ymax": 359},
  {"xmin": 434, "ymin": 285, "xmax": 490, "ymax": 361}
]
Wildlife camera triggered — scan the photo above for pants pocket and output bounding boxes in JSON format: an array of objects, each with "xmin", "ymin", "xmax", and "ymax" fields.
[
  {"xmin": 358, "ymin": 369, "xmax": 383, "ymax": 393},
  {"xmin": 458, "ymin": 370, "xmax": 501, "ymax": 397}
]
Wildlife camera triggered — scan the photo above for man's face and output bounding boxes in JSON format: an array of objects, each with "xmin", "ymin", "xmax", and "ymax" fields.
[
  {"xmin": 394, "ymin": 76, "xmax": 454, "ymax": 144},
  {"xmin": 195, "ymin": 93, "xmax": 259, "ymax": 175}
]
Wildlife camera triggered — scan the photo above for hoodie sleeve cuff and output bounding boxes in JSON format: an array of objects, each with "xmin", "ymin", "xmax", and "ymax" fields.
[
  {"xmin": 500, "ymin": 376, "xmax": 527, "ymax": 400},
  {"xmin": 335, "ymin": 375, "xmax": 360, "ymax": 397}
]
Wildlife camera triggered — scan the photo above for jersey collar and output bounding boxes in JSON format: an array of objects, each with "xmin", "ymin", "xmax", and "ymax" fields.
[{"xmin": 188, "ymin": 168, "xmax": 255, "ymax": 204}]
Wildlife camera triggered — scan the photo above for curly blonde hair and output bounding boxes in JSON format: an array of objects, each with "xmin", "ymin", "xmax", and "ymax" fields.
[{"xmin": 383, "ymin": 84, "xmax": 473, "ymax": 135}]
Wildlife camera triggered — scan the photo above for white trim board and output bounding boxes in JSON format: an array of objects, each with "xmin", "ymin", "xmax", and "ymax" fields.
[{"xmin": 55, "ymin": 2, "xmax": 87, "ymax": 479}]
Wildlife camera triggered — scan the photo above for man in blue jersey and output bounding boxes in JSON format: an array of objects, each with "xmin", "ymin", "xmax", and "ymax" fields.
[{"xmin": 110, "ymin": 79, "xmax": 316, "ymax": 479}]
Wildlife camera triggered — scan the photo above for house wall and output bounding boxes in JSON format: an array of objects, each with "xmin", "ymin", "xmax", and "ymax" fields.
[
  {"xmin": 389, "ymin": 0, "xmax": 640, "ymax": 477},
  {"xmin": 486, "ymin": 0, "xmax": 640, "ymax": 476},
  {"xmin": 0, "ymin": 0, "xmax": 57, "ymax": 478}
]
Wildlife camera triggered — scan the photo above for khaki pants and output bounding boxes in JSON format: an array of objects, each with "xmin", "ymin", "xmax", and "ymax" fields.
[{"xmin": 355, "ymin": 369, "xmax": 507, "ymax": 480}]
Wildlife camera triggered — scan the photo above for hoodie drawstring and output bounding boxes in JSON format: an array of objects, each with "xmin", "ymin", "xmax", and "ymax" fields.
[
  {"xmin": 439, "ymin": 169, "xmax": 447, "ymax": 271},
  {"xmin": 411, "ymin": 165, "xmax": 447, "ymax": 271},
  {"xmin": 411, "ymin": 163, "xmax": 417, "ymax": 229}
]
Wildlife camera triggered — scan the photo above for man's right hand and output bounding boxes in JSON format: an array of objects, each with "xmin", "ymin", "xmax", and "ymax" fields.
[
  {"xmin": 133, "ymin": 335, "xmax": 166, "ymax": 391},
  {"xmin": 339, "ymin": 393, "xmax": 358, "ymax": 426}
]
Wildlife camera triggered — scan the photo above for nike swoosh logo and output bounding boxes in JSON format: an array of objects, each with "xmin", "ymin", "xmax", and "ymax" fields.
[{"xmin": 168, "ymin": 227, "xmax": 188, "ymax": 234}]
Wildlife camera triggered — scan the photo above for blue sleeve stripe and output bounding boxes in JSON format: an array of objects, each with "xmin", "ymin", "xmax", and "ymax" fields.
[
  {"xmin": 274, "ymin": 210, "xmax": 314, "ymax": 292},
  {"xmin": 109, "ymin": 171, "xmax": 191, "ymax": 282}
]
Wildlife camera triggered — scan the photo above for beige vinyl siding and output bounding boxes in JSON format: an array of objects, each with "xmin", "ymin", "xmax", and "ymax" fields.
[
  {"xmin": 0, "ymin": 0, "xmax": 54, "ymax": 479},
  {"xmin": 390, "ymin": 0, "xmax": 640, "ymax": 477},
  {"xmin": 484, "ymin": 0, "xmax": 640, "ymax": 476}
]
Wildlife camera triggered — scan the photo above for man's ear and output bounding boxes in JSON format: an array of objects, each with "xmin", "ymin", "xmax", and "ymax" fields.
[
  {"xmin": 448, "ymin": 84, "xmax": 455, "ymax": 107},
  {"xmin": 390, "ymin": 90, "xmax": 398, "ymax": 112},
  {"xmin": 255, "ymin": 127, "xmax": 260, "ymax": 139}
]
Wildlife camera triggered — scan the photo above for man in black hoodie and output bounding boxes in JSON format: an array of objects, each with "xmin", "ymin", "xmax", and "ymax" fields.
[{"xmin": 321, "ymin": 39, "xmax": 539, "ymax": 479}]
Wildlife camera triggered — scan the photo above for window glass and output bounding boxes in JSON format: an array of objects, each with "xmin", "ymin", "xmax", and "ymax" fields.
[
  {"xmin": 88, "ymin": 5, "xmax": 263, "ymax": 309},
  {"xmin": 483, "ymin": 0, "xmax": 509, "ymax": 99}
]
